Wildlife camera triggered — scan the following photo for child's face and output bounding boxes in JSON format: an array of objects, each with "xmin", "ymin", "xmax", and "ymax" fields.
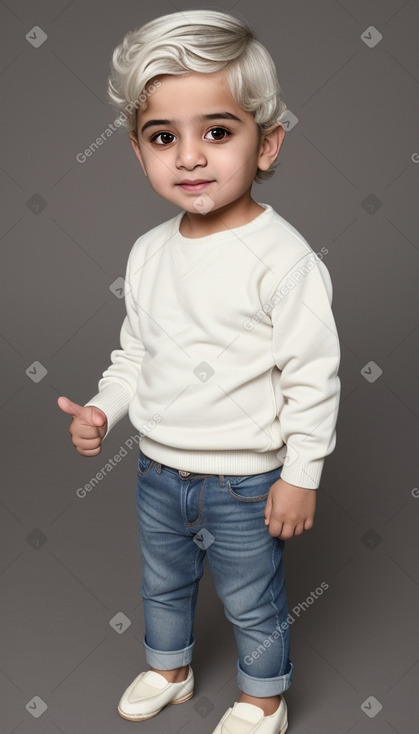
[{"xmin": 130, "ymin": 70, "xmax": 284, "ymax": 227}]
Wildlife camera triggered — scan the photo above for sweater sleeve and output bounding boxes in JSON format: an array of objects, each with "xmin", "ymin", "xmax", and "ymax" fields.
[
  {"xmin": 270, "ymin": 253, "xmax": 341, "ymax": 489},
  {"xmin": 84, "ymin": 248, "xmax": 146, "ymax": 438}
]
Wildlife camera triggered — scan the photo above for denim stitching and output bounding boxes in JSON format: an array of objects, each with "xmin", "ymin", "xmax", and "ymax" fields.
[
  {"xmin": 138, "ymin": 456, "xmax": 155, "ymax": 478},
  {"xmin": 269, "ymin": 538, "xmax": 286, "ymax": 675},
  {"xmin": 186, "ymin": 543, "xmax": 205, "ymax": 649},
  {"xmin": 226, "ymin": 479, "xmax": 269, "ymax": 503},
  {"xmin": 184, "ymin": 477, "xmax": 208, "ymax": 527}
]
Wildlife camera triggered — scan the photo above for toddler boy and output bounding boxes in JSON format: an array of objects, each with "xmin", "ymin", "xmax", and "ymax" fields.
[{"xmin": 58, "ymin": 9, "xmax": 341, "ymax": 733}]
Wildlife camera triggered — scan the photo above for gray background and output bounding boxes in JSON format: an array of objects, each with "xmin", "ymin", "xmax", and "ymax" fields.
[{"xmin": 1, "ymin": 0, "xmax": 418, "ymax": 732}]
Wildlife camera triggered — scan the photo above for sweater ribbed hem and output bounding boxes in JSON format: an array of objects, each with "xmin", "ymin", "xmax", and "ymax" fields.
[
  {"xmin": 140, "ymin": 438, "xmax": 322, "ymax": 488},
  {"xmin": 140, "ymin": 437, "xmax": 284, "ymax": 476}
]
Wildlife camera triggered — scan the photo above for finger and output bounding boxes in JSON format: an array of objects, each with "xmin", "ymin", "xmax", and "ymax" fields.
[
  {"xmin": 268, "ymin": 517, "xmax": 284, "ymax": 537},
  {"xmin": 264, "ymin": 496, "xmax": 272, "ymax": 525},
  {"xmin": 71, "ymin": 426, "xmax": 103, "ymax": 440},
  {"xmin": 75, "ymin": 445, "xmax": 102, "ymax": 457},
  {"xmin": 58, "ymin": 396, "xmax": 83, "ymax": 417},
  {"xmin": 74, "ymin": 445, "xmax": 102, "ymax": 456},
  {"xmin": 87, "ymin": 405, "xmax": 107, "ymax": 427},
  {"xmin": 72, "ymin": 437, "xmax": 103, "ymax": 450},
  {"xmin": 278, "ymin": 523, "xmax": 296, "ymax": 540}
]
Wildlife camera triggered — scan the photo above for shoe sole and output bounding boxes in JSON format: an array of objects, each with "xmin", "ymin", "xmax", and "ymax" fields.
[
  {"xmin": 117, "ymin": 690, "xmax": 194, "ymax": 721},
  {"xmin": 213, "ymin": 716, "xmax": 288, "ymax": 734}
]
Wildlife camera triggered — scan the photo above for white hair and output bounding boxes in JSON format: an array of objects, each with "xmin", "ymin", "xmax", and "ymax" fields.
[{"xmin": 108, "ymin": 9, "xmax": 287, "ymax": 181}]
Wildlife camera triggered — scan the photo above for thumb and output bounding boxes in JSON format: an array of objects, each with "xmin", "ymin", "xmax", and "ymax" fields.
[
  {"xmin": 87, "ymin": 405, "xmax": 108, "ymax": 427},
  {"xmin": 57, "ymin": 396, "xmax": 107, "ymax": 427},
  {"xmin": 57, "ymin": 395, "xmax": 84, "ymax": 417}
]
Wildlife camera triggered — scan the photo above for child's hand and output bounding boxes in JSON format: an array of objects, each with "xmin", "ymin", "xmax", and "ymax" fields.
[
  {"xmin": 264, "ymin": 477, "xmax": 316, "ymax": 539},
  {"xmin": 57, "ymin": 396, "xmax": 108, "ymax": 457}
]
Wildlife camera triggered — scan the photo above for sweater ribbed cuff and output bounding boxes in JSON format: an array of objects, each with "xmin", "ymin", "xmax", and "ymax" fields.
[
  {"xmin": 280, "ymin": 458, "xmax": 324, "ymax": 490},
  {"xmin": 84, "ymin": 383, "xmax": 132, "ymax": 438}
]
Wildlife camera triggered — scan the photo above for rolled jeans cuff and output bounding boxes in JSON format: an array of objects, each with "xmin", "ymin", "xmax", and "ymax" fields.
[
  {"xmin": 236, "ymin": 659, "xmax": 293, "ymax": 697},
  {"xmin": 143, "ymin": 634, "xmax": 195, "ymax": 669}
]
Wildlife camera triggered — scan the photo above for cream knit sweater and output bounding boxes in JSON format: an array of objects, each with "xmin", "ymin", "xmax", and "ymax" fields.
[{"xmin": 85, "ymin": 203, "xmax": 341, "ymax": 488}]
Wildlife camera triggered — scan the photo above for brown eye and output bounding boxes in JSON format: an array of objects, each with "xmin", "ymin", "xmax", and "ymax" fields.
[
  {"xmin": 206, "ymin": 127, "xmax": 231, "ymax": 141},
  {"xmin": 151, "ymin": 132, "xmax": 175, "ymax": 145}
]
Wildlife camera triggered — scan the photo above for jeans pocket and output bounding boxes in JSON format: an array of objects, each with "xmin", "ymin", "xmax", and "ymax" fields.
[
  {"xmin": 226, "ymin": 467, "xmax": 282, "ymax": 503},
  {"xmin": 227, "ymin": 478, "xmax": 270, "ymax": 503},
  {"xmin": 138, "ymin": 449, "xmax": 154, "ymax": 477}
]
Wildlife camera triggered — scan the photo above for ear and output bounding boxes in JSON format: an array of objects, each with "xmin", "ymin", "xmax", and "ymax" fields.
[
  {"xmin": 257, "ymin": 124, "xmax": 285, "ymax": 172},
  {"xmin": 129, "ymin": 131, "xmax": 147, "ymax": 177}
]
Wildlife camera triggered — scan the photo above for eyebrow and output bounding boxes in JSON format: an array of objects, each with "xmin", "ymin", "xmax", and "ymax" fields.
[{"xmin": 140, "ymin": 112, "xmax": 243, "ymax": 135}]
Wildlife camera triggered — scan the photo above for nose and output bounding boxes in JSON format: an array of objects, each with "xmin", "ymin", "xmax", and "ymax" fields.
[{"xmin": 176, "ymin": 134, "xmax": 207, "ymax": 170}]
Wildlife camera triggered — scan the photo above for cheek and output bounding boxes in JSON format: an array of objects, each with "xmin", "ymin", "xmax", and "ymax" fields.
[
  {"xmin": 222, "ymin": 154, "xmax": 258, "ymax": 182},
  {"xmin": 144, "ymin": 155, "xmax": 174, "ymax": 182},
  {"xmin": 221, "ymin": 142, "xmax": 258, "ymax": 168}
]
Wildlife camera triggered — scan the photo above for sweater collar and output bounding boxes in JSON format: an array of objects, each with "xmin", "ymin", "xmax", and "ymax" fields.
[{"xmin": 172, "ymin": 203, "xmax": 273, "ymax": 245}]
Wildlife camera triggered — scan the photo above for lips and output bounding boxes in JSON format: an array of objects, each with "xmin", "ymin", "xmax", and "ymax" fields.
[
  {"xmin": 176, "ymin": 179, "xmax": 214, "ymax": 192},
  {"xmin": 178, "ymin": 179, "xmax": 211, "ymax": 185}
]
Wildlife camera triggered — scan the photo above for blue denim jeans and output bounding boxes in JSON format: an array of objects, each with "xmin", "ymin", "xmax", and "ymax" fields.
[{"xmin": 136, "ymin": 448, "xmax": 293, "ymax": 697}]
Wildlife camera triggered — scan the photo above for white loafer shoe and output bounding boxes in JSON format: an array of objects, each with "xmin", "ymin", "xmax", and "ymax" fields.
[
  {"xmin": 212, "ymin": 698, "xmax": 288, "ymax": 734},
  {"xmin": 117, "ymin": 666, "xmax": 194, "ymax": 721}
]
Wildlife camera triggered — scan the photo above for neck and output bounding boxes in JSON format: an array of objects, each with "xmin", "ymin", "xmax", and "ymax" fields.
[{"xmin": 179, "ymin": 196, "xmax": 264, "ymax": 238}]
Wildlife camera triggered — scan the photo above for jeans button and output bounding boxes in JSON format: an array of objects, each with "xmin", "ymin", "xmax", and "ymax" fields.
[{"xmin": 179, "ymin": 470, "xmax": 191, "ymax": 477}]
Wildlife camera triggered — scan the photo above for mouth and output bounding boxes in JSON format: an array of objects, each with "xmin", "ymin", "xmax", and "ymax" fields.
[{"xmin": 176, "ymin": 180, "xmax": 214, "ymax": 192}]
